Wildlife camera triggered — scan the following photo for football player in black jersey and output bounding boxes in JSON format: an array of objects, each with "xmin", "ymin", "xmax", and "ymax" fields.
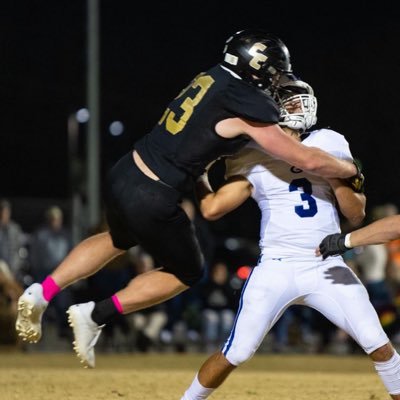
[{"xmin": 16, "ymin": 29, "xmax": 360, "ymax": 368}]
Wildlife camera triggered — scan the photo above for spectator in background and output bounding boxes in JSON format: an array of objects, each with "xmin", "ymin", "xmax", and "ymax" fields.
[
  {"xmin": 0, "ymin": 199, "xmax": 26, "ymax": 283},
  {"xmin": 354, "ymin": 205, "xmax": 400, "ymax": 341},
  {"xmin": 270, "ymin": 305, "xmax": 317, "ymax": 353},
  {"xmin": 181, "ymin": 197, "xmax": 216, "ymax": 273},
  {"xmin": 82, "ymin": 216, "xmax": 135, "ymax": 352},
  {"xmin": 379, "ymin": 205, "xmax": 400, "ymax": 293},
  {"xmin": 162, "ymin": 198, "xmax": 212, "ymax": 352},
  {"xmin": 128, "ymin": 247, "xmax": 168, "ymax": 352},
  {"xmin": 87, "ymin": 250, "xmax": 135, "ymax": 352},
  {"xmin": 317, "ymin": 205, "xmax": 400, "ymax": 352},
  {"xmin": 0, "ymin": 260, "xmax": 23, "ymax": 346},
  {"xmin": 200, "ymin": 260, "xmax": 237, "ymax": 353},
  {"xmin": 30, "ymin": 206, "xmax": 72, "ymax": 280},
  {"xmin": 29, "ymin": 206, "xmax": 73, "ymax": 339}
]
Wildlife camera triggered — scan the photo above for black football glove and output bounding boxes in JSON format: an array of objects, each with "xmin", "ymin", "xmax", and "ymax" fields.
[
  {"xmin": 346, "ymin": 159, "xmax": 365, "ymax": 193},
  {"xmin": 318, "ymin": 233, "xmax": 350, "ymax": 260}
]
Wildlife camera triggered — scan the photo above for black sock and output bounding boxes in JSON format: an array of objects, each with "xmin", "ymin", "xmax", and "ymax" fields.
[{"xmin": 91, "ymin": 298, "xmax": 120, "ymax": 325}]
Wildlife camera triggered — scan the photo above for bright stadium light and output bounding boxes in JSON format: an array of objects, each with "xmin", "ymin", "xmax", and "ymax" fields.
[
  {"xmin": 76, "ymin": 108, "xmax": 90, "ymax": 123},
  {"xmin": 109, "ymin": 120, "xmax": 124, "ymax": 136}
]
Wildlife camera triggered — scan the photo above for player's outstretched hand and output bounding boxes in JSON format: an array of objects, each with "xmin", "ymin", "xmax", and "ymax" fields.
[{"xmin": 316, "ymin": 233, "xmax": 349, "ymax": 259}]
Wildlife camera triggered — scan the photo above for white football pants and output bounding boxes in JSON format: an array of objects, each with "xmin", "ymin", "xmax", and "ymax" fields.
[{"xmin": 222, "ymin": 256, "xmax": 389, "ymax": 365}]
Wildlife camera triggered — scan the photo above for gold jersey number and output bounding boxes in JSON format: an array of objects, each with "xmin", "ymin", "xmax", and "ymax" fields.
[{"xmin": 158, "ymin": 74, "xmax": 215, "ymax": 135}]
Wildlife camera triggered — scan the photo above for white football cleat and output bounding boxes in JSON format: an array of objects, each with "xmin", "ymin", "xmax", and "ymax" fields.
[
  {"xmin": 67, "ymin": 302, "xmax": 104, "ymax": 369},
  {"xmin": 16, "ymin": 283, "xmax": 48, "ymax": 343}
]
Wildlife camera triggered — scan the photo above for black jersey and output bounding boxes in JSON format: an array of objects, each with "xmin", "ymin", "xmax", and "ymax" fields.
[{"xmin": 134, "ymin": 64, "xmax": 280, "ymax": 193}]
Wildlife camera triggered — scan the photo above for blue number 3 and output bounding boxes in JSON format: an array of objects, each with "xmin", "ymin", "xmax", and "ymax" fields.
[{"xmin": 289, "ymin": 178, "xmax": 318, "ymax": 218}]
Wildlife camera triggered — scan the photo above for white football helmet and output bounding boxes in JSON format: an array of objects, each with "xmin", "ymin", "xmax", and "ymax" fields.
[{"xmin": 277, "ymin": 79, "xmax": 318, "ymax": 133}]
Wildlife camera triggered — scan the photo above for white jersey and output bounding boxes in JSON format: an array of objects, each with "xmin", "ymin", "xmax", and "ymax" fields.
[{"xmin": 225, "ymin": 128, "xmax": 353, "ymax": 260}]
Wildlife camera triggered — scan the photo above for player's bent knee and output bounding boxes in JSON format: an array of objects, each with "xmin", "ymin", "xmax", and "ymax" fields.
[
  {"xmin": 225, "ymin": 345, "xmax": 256, "ymax": 366},
  {"xmin": 358, "ymin": 325, "xmax": 389, "ymax": 354}
]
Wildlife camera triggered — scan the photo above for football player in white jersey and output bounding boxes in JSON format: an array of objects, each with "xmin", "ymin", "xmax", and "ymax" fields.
[{"xmin": 181, "ymin": 80, "xmax": 400, "ymax": 399}]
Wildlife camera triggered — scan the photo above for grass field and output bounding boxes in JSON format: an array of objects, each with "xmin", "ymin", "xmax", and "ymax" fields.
[{"xmin": 0, "ymin": 351, "xmax": 390, "ymax": 399}]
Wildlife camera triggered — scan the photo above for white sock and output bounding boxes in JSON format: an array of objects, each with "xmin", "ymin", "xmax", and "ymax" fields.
[
  {"xmin": 181, "ymin": 374, "xmax": 215, "ymax": 400},
  {"xmin": 374, "ymin": 351, "xmax": 400, "ymax": 395}
]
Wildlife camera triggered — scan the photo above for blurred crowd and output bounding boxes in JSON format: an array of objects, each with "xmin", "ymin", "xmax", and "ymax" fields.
[{"xmin": 2, "ymin": 197, "xmax": 400, "ymax": 355}]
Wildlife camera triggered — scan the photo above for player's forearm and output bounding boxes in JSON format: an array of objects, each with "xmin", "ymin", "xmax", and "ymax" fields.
[
  {"xmin": 348, "ymin": 215, "xmax": 400, "ymax": 247},
  {"xmin": 195, "ymin": 181, "xmax": 220, "ymax": 220},
  {"xmin": 249, "ymin": 127, "xmax": 357, "ymax": 179},
  {"xmin": 197, "ymin": 179, "xmax": 251, "ymax": 221},
  {"xmin": 303, "ymin": 147, "xmax": 358, "ymax": 179},
  {"xmin": 341, "ymin": 193, "xmax": 366, "ymax": 227},
  {"xmin": 330, "ymin": 181, "xmax": 366, "ymax": 227},
  {"xmin": 195, "ymin": 181, "xmax": 226, "ymax": 220},
  {"xmin": 198, "ymin": 193, "xmax": 227, "ymax": 220}
]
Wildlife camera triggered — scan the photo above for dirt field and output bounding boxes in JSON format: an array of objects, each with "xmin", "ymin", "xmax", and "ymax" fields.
[{"xmin": 0, "ymin": 350, "xmax": 389, "ymax": 399}]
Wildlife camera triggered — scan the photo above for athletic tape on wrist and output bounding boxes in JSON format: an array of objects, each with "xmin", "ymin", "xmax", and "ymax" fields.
[{"xmin": 344, "ymin": 233, "xmax": 352, "ymax": 249}]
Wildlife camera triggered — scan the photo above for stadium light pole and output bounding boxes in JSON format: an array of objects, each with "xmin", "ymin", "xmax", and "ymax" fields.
[
  {"xmin": 86, "ymin": 0, "xmax": 101, "ymax": 229},
  {"xmin": 68, "ymin": 108, "xmax": 89, "ymax": 244}
]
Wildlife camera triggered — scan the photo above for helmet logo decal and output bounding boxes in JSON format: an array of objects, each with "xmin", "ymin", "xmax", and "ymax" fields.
[
  {"xmin": 224, "ymin": 53, "xmax": 239, "ymax": 66},
  {"xmin": 248, "ymin": 43, "xmax": 267, "ymax": 70}
]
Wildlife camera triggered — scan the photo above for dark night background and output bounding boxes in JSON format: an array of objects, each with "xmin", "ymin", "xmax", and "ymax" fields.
[{"xmin": 1, "ymin": 1, "xmax": 400, "ymax": 240}]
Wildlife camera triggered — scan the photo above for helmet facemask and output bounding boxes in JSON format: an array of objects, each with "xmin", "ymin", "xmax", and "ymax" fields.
[{"xmin": 276, "ymin": 80, "xmax": 318, "ymax": 133}]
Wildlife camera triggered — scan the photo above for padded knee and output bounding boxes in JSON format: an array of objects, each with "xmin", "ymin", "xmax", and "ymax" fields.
[
  {"xmin": 224, "ymin": 343, "xmax": 257, "ymax": 366},
  {"xmin": 357, "ymin": 324, "xmax": 389, "ymax": 354}
]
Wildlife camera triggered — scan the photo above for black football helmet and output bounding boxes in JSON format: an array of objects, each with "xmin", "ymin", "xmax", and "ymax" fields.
[{"xmin": 222, "ymin": 29, "xmax": 292, "ymax": 91}]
